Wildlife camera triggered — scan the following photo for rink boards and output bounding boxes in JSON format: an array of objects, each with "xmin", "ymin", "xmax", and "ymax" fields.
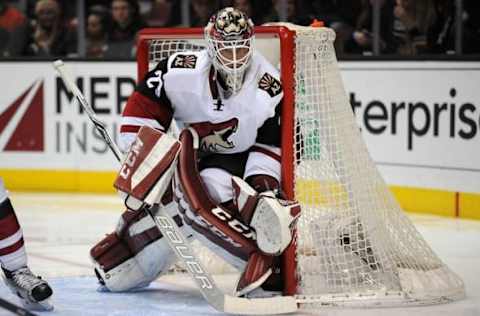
[{"xmin": 0, "ymin": 61, "xmax": 479, "ymax": 218}]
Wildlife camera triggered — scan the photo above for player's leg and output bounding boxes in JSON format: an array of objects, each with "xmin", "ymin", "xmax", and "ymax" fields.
[
  {"xmin": 90, "ymin": 192, "xmax": 192, "ymax": 292},
  {"xmin": 0, "ymin": 178, "xmax": 53, "ymax": 311},
  {"xmin": 176, "ymin": 166, "xmax": 275, "ymax": 296},
  {"xmin": 177, "ymin": 172, "xmax": 295, "ymax": 297},
  {"xmin": 231, "ymin": 174, "xmax": 301, "ymax": 296},
  {"xmin": 176, "ymin": 129, "xmax": 300, "ymax": 296},
  {"xmin": 90, "ymin": 128, "xmax": 186, "ymax": 292},
  {"xmin": 199, "ymin": 148, "xmax": 300, "ymax": 257}
]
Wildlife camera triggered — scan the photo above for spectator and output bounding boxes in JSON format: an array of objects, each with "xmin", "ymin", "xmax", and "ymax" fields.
[
  {"xmin": 24, "ymin": 0, "xmax": 74, "ymax": 23},
  {"xmin": 6, "ymin": 0, "xmax": 76, "ymax": 57},
  {"xmin": 232, "ymin": 0, "xmax": 253, "ymax": 20},
  {"xmin": 233, "ymin": 0, "xmax": 277, "ymax": 25},
  {"xmin": 425, "ymin": 0, "xmax": 480, "ymax": 54},
  {"xmin": 0, "ymin": 27, "xmax": 8, "ymax": 56},
  {"xmin": 392, "ymin": 0, "xmax": 434, "ymax": 55},
  {"xmin": 86, "ymin": 6, "xmax": 110, "ymax": 58},
  {"xmin": 0, "ymin": 0, "xmax": 27, "ymax": 32},
  {"xmin": 344, "ymin": 0, "xmax": 396, "ymax": 55},
  {"xmin": 0, "ymin": 0, "xmax": 27, "ymax": 55},
  {"xmin": 109, "ymin": 0, "xmax": 145, "ymax": 42},
  {"xmin": 107, "ymin": 0, "xmax": 146, "ymax": 58},
  {"xmin": 273, "ymin": 0, "xmax": 306, "ymax": 24},
  {"xmin": 143, "ymin": 0, "xmax": 180, "ymax": 27},
  {"xmin": 309, "ymin": 0, "xmax": 363, "ymax": 55},
  {"xmin": 190, "ymin": 0, "xmax": 217, "ymax": 27},
  {"xmin": 424, "ymin": 0, "xmax": 455, "ymax": 53},
  {"xmin": 463, "ymin": 0, "xmax": 480, "ymax": 53}
]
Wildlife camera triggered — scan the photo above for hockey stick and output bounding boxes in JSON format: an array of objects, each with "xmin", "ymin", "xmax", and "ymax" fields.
[
  {"xmin": 53, "ymin": 61, "xmax": 122, "ymax": 162},
  {"xmin": 0, "ymin": 297, "xmax": 38, "ymax": 316},
  {"xmin": 52, "ymin": 60, "xmax": 298, "ymax": 315}
]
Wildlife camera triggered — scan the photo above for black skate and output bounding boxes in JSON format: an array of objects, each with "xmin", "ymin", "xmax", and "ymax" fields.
[{"xmin": 3, "ymin": 267, "xmax": 53, "ymax": 311}]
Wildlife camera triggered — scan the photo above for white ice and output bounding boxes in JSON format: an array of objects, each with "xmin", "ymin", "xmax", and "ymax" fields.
[{"xmin": 0, "ymin": 192, "xmax": 479, "ymax": 316}]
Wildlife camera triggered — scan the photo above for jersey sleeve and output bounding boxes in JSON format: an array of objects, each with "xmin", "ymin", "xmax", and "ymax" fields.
[
  {"xmin": 119, "ymin": 58, "xmax": 174, "ymax": 152},
  {"xmin": 244, "ymin": 101, "xmax": 282, "ymax": 181}
]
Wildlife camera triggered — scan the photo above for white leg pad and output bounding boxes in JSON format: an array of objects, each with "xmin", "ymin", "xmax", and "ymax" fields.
[{"xmin": 94, "ymin": 236, "xmax": 177, "ymax": 292}]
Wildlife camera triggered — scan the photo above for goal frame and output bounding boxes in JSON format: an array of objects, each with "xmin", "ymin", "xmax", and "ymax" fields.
[
  {"xmin": 136, "ymin": 26, "xmax": 298, "ymax": 296},
  {"xmin": 135, "ymin": 25, "xmax": 465, "ymax": 308}
]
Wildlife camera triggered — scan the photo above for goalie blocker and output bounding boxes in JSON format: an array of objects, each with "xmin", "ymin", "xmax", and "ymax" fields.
[{"xmin": 91, "ymin": 126, "xmax": 300, "ymax": 295}]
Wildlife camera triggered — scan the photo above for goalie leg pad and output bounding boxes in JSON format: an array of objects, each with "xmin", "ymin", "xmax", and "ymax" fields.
[
  {"xmin": 199, "ymin": 168, "xmax": 235, "ymax": 204},
  {"xmin": 235, "ymin": 252, "xmax": 274, "ymax": 297},
  {"xmin": 90, "ymin": 204, "xmax": 182, "ymax": 292},
  {"xmin": 91, "ymin": 233, "xmax": 177, "ymax": 292},
  {"xmin": 175, "ymin": 128, "xmax": 260, "ymax": 264},
  {"xmin": 176, "ymin": 128, "xmax": 296, "ymax": 296}
]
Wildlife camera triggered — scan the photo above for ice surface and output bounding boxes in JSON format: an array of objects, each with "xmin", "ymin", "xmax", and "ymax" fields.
[{"xmin": 0, "ymin": 193, "xmax": 478, "ymax": 316}]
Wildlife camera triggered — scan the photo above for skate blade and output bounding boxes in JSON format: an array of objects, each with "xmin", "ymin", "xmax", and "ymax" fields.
[{"xmin": 22, "ymin": 297, "xmax": 54, "ymax": 311}]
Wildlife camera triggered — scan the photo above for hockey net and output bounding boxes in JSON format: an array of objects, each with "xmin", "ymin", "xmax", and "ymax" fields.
[{"xmin": 136, "ymin": 25, "xmax": 465, "ymax": 307}]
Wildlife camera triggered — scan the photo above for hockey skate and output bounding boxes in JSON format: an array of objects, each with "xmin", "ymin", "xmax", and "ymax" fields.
[{"xmin": 3, "ymin": 267, "xmax": 53, "ymax": 311}]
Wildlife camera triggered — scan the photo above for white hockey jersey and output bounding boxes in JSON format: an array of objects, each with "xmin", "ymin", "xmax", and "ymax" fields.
[{"xmin": 120, "ymin": 50, "xmax": 283, "ymax": 156}]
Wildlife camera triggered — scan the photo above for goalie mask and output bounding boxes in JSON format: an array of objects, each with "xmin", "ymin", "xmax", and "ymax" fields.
[{"xmin": 205, "ymin": 7, "xmax": 254, "ymax": 95}]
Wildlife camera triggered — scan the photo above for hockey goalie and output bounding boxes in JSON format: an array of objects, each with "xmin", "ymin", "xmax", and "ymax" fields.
[{"xmin": 90, "ymin": 7, "xmax": 300, "ymax": 297}]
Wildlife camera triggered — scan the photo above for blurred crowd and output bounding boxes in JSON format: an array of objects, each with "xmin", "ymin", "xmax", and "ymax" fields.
[{"xmin": 0, "ymin": 0, "xmax": 479, "ymax": 59}]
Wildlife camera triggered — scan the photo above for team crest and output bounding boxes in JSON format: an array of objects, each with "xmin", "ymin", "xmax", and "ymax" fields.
[
  {"xmin": 171, "ymin": 54, "xmax": 197, "ymax": 69},
  {"xmin": 189, "ymin": 118, "xmax": 239, "ymax": 152},
  {"xmin": 259, "ymin": 73, "xmax": 282, "ymax": 97}
]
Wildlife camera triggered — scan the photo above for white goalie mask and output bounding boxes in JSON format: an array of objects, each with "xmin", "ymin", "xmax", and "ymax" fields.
[{"xmin": 205, "ymin": 7, "xmax": 255, "ymax": 95}]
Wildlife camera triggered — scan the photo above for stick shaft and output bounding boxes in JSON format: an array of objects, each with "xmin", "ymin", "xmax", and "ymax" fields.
[
  {"xmin": 53, "ymin": 60, "xmax": 123, "ymax": 162},
  {"xmin": 0, "ymin": 297, "xmax": 38, "ymax": 316}
]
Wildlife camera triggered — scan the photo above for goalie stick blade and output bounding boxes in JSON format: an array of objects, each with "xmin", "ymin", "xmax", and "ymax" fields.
[{"xmin": 223, "ymin": 295, "xmax": 298, "ymax": 315}]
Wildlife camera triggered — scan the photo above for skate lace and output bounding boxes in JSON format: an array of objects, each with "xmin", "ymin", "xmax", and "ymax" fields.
[{"xmin": 10, "ymin": 267, "xmax": 42, "ymax": 290}]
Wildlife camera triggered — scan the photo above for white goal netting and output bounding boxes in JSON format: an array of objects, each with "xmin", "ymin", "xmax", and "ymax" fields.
[{"xmin": 143, "ymin": 25, "xmax": 465, "ymax": 307}]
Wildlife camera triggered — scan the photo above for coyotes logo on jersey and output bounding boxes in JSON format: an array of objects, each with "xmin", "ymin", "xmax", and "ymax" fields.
[{"xmin": 189, "ymin": 118, "xmax": 239, "ymax": 153}]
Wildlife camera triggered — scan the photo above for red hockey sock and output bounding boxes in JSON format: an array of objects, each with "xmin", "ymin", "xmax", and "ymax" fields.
[{"xmin": 0, "ymin": 198, "xmax": 27, "ymax": 271}]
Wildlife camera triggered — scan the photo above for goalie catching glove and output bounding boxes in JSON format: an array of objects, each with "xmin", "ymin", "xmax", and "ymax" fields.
[{"xmin": 232, "ymin": 176, "xmax": 301, "ymax": 256}]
